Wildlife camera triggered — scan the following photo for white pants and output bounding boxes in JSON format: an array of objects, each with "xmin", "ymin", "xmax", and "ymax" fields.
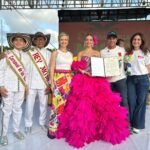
[
  {"xmin": 25, "ymin": 89, "xmax": 48, "ymax": 127},
  {"xmin": 1, "ymin": 91, "xmax": 24, "ymax": 136}
]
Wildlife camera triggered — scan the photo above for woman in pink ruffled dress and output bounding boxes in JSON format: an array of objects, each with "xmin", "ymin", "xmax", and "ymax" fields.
[{"xmin": 56, "ymin": 34, "xmax": 130, "ymax": 148}]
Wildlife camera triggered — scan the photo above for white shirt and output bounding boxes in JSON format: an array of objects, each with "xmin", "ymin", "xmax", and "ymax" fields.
[
  {"xmin": 27, "ymin": 47, "xmax": 51, "ymax": 89},
  {"xmin": 55, "ymin": 50, "xmax": 73, "ymax": 70},
  {"xmin": 101, "ymin": 46, "xmax": 126, "ymax": 83},
  {"xmin": 0, "ymin": 49, "xmax": 29, "ymax": 92},
  {"xmin": 128, "ymin": 50, "xmax": 150, "ymax": 75}
]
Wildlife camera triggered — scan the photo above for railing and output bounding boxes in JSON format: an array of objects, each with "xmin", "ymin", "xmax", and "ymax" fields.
[{"xmin": 0, "ymin": 0, "xmax": 150, "ymax": 10}]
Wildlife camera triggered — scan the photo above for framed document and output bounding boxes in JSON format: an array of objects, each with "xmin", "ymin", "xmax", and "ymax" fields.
[{"xmin": 91, "ymin": 57, "xmax": 120, "ymax": 77}]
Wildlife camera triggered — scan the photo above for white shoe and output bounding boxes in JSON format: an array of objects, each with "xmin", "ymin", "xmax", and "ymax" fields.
[
  {"xmin": 0, "ymin": 136, "xmax": 8, "ymax": 146},
  {"xmin": 132, "ymin": 128, "xmax": 140, "ymax": 134},
  {"xmin": 25, "ymin": 127, "xmax": 32, "ymax": 134},
  {"xmin": 13, "ymin": 131, "xmax": 24, "ymax": 140}
]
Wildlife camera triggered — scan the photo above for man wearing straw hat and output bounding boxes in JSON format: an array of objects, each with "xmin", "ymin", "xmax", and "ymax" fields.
[
  {"xmin": 0, "ymin": 33, "xmax": 31, "ymax": 146},
  {"xmin": 24, "ymin": 32, "xmax": 51, "ymax": 134}
]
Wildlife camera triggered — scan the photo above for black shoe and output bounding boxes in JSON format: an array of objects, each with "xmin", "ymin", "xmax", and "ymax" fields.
[
  {"xmin": 47, "ymin": 132, "xmax": 56, "ymax": 139},
  {"xmin": 129, "ymin": 127, "xmax": 133, "ymax": 134},
  {"xmin": 130, "ymin": 129, "xmax": 133, "ymax": 134}
]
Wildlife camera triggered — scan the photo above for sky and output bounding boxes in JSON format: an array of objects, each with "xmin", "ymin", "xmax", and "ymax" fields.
[
  {"xmin": 0, "ymin": 5, "xmax": 149, "ymax": 50},
  {"xmin": 0, "ymin": 9, "xmax": 59, "ymax": 49}
]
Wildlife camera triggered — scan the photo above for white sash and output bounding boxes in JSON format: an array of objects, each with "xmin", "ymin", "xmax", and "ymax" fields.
[
  {"xmin": 27, "ymin": 48, "xmax": 49, "ymax": 86},
  {"xmin": 6, "ymin": 50, "xmax": 27, "ymax": 88}
]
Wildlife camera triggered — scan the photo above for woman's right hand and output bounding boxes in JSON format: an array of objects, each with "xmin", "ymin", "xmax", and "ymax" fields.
[
  {"xmin": 0, "ymin": 87, "xmax": 8, "ymax": 97},
  {"xmin": 81, "ymin": 69, "xmax": 91, "ymax": 76},
  {"xmin": 85, "ymin": 72, "xmax": 91, "ymax": 76}
]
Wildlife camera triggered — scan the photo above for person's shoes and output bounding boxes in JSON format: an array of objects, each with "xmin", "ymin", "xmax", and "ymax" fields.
[
  {"xmin": 130, "ymin": 129, "xmax": 133, "ymax": 134},
  {"xmin": 129, "ymin": 126, "xmax": 133, "ymax": 134},
  {"xmin": 0, "ymin": 136, "xmax": 8, "ymax": 146},
  {"xmin": 47, "ymin": 131, "xmax": 56, "ymax": 139},
  {"xmin": 132, "ymin": 128, "xmax": 140, "ymax": 134},
  {"xmin": 40, "ymin": 125, "xmax": 47, "ymax": 132},
  {"xmin": 47, "ymin": 133, "xmax": 56, "ymax": 139},
  {"xmin": 13, "ymin": 131, "xmax": 24, "ymax": 140},
  {"xmin": 25, "ymin": 127, "xmax": 32, "ymax": 134}
]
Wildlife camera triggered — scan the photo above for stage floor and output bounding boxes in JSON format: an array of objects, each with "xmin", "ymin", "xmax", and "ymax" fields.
[{"xmin": 0, "ymin": 100, "xmax": 150, "ymax": 150}]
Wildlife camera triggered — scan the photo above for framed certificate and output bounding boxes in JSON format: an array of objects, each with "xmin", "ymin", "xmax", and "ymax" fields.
[{"xmin": 91, "ymin": 57, "xmax": 120, "ymax": 77}]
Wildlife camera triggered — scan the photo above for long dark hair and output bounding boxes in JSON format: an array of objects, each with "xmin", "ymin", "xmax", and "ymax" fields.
[{"xmin": 129, "ymin": 32, "xmax": 148, "ymax": 55}]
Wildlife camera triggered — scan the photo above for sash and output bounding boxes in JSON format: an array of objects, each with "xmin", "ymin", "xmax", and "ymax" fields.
[
  {"xmin": 6, "ymin": 50, "xmax": 27, "ymax": 88},
  {"xmin": 27, "ymin": 48, "xmax": 52, "ymax": 105},
  {"xmin": 27, "ymin": 48, "xmax": 49, "ymax": 86}
]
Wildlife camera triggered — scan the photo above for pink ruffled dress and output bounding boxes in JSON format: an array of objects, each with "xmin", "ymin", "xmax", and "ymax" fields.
[{"xmin": 56, "ymin": 56, "xmax": 130, "ymax": 148}]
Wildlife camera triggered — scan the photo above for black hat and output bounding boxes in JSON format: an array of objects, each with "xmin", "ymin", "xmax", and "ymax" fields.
[
  {"xmin": 107, "ymin": 31, "xmax": 117, "ymax": 39},
  {"xmin": 30, "ymin": 32, "xmax": 51, "ymax": 47},
  {"xmin": 7, "ymin": 33, "xmax": 31, "ymax": 51}
]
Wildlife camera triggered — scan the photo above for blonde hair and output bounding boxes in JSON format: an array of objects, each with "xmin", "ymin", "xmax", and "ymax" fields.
[{"xmin": 59, "ymin": 32, "xmax": 69, "ymax": 40}]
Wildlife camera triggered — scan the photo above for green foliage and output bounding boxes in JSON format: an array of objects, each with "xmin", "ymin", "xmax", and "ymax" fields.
[{"xmin": 0, "ymin": 45, "xmax": 11, "ymax": 53}]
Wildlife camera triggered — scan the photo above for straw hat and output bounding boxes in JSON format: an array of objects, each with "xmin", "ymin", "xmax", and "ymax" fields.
[
  {"xmin": 30, "ymin": 32, "xmax": 50, "ymax": 47},
  {"xmin": 7, "ymin": 33, "xmax": 31, "ymax": 51}
]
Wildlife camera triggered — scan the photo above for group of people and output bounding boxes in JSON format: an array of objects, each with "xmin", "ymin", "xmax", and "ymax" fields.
[
  {"xmin": 0, "ymin": 32, "xmax": 51, "ymax": 146},
  {"xmin": 0, "ymin": 31, "xmax": 150, "ymax": 149}
]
